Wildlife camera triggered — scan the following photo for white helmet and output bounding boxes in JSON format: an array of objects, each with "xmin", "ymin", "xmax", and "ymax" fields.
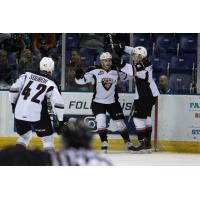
[
  {"xmin": 100, "ymin": 52, "xmax": 112, "ymax": 60},
  {"xmin": 133, "ymin": 46, "xmax": 147, "ymax": 58},
  {"xmin": 40, "ymin": 57, "xmax": 55, "ymax": 74}
]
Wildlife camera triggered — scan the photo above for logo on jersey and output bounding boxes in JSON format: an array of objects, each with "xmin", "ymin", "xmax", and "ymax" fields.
[
  {"xmin": 101, "ymin": 78, "xmax": 113, "ymax": 91},
  {"xmin": 98, "ymin": 70, "xmax": 104, "ymax": 75}
]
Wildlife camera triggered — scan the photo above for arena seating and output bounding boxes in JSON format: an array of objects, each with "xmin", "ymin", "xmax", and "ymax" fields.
[
  {"xmin": 65, "ymin": 33, "xmax": 80, "ymax": 50},
  {"xmin": 63, "ymin": 33, "xmax": 197, "ymax": 93},
  {"xmin": 146, "ymin": 33, "xmax": 197, "ymax": 93}
]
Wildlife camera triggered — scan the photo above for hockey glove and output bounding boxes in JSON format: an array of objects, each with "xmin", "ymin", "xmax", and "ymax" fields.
[
  {"xmin": 75, "ymin": 68, "xmax": 84, "ymax": 79},
  {"xmin": 56, "ymin": 121, "xmax": 64, "ymax": 135},
  {"xmin": 112, "ymin": 57, "xmax": 127, "ymax": 69},
  {"xmin": 114, "ymin": 43, "xmax": 125, "ymax": 57}
]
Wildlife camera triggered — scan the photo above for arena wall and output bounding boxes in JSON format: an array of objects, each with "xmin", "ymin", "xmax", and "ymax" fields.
[{"xmin": 1, "ymin": 91, "xmax": 200, "ymax": 152}]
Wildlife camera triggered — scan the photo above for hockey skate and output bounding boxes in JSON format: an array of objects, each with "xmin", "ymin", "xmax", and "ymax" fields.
[
  {"xmin": 130, "ymin": 140, "xmax": 147, "ymax": 154},
  {"xmin": 101, "ymin": 141, "xmax": 108, "ymax": 153},
  {"xmin": 126, "ymin": 141, "xmax": 137, "ymax": 152}
]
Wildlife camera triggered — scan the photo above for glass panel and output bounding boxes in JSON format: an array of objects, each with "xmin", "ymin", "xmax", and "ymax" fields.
[{"xmin": 0, "ymin": 33, "xmax": 198, "ymax": 94}]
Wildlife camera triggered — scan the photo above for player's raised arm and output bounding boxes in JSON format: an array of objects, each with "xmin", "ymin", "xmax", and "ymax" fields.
[
  {"xmin": 120, "ymin": 63, "xmax": 134, "ymax": 77},
  {"xmin": 75, "ymin": 68, "xmax": 94, "ymax": 85},
  {"xmin": 119, "ymin": 70, "xmax": 133, "ymax": 82}
]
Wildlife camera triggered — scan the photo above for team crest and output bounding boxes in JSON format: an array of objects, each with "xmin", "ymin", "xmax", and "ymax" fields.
[{"xmin": 101, "ymin": 78, "xmax": 113, "ymax": 91}]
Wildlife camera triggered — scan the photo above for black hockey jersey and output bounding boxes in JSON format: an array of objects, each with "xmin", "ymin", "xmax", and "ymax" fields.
[
  {"xmin": 134, "ymin": 59, "xmax": 159, "ymax": 98},
  {"xmin": 123, "ymin": 46, "xmax": 160, "ymax": 99}
]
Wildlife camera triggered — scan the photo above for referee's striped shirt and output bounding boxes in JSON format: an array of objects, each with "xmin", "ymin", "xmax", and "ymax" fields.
[{"xmin": 49, "ymin": 148, "xmax": 112, "ymax": 166}]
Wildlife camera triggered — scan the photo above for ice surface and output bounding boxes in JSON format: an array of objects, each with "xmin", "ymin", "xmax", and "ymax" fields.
[{"xmin": 103, "ymin": 151, "xmax": 200, "ymax": 166}]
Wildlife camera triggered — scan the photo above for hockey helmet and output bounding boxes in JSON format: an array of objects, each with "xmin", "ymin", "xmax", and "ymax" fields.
[
  {"xmin": 100, "ymin": 52, "xmax": 112, "ymax": 60},
  {"xmin": 133, "ymin": 46, "xmax": 147, "ymax": 58},
  {"xmin": 40, "ymin": 57, "xmax": 55, "ymax": 74}
]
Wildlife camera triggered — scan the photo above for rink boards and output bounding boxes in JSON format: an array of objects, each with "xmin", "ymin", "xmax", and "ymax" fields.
[
  {"xmin": 0, "ymin": 136, "xmax": 200, "ymax": 153},
  {"xmin": 1, "ymin": 91, "xmax": 200, "ymax": 153}
]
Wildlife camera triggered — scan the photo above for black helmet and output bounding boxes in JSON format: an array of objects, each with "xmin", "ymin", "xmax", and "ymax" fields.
[{"xmin": 59, "ymin": 118, "xmax": 93, "ymax": 149}]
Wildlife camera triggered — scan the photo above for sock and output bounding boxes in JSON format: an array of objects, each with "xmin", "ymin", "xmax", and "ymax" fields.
[
  {"xmin": 98, "ymin": 129, "xmax": 108, "ymax": 142},
  {"xmin": 41, "ymin": 135, "xmax": 54, "ymax": 150},
  {"xmin": 120, "ymin": 128, "xmax": 131, "ymax": 143},
  {"xmin": 145, "ymin": 127, "xmax": 152, "ymax": 143},
  {"xmin": 136, "ymin": 129, "xmax": 146, "ymax": 142},
  {"xmin": 17, "ymin": 131, "xmax": 32, "ymax": 147}
]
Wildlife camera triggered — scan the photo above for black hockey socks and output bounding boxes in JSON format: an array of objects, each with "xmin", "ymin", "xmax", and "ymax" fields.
[
  {"xmin": 137, "ymin": 129, "xmax": 146, "ymax": 142},
  {"xmin": 98, "ymin": 129, "xmax": 108, "ymax": 142},
  {"xmin": 120, "ymin": 128, "xmax": 131, "ymax": 143},
  {"xmin": 145, "ymin": 127, "xmax": 152, "ymax": 148}
]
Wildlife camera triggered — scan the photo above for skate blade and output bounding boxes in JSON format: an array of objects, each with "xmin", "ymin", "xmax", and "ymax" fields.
[
  {"xmin": 130, "ymin": 149, "xmax": 150, "ymax": 154},
  {"xmin": 145, "ymin": 149, "xmax": 152, "ymax": 154}
]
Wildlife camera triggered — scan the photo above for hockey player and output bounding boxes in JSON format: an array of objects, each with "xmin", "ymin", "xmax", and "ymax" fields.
[
  {"xmin": 9, "ymin": 57, "xmax": 65, "ymax": 150},
  {"xmin": 75, "ymin": 52, "xmax": 135, "ymax": 152},
  {"xmin": 115, "ymin": 45, "xmax": 160, "ymax": 153}
]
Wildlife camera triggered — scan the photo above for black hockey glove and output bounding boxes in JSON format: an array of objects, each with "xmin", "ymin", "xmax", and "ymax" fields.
[
  {"xmin": 112, "ymin": 56, "xmax": 121, "ymax": 67},
  {"xmin": 11, "ymin": 103, "xmax": 16, "ymax": 113},
  {"xmin": 114, "ymin": 43, "xmax": 125, "ymax": 57},
  {"xmin": 75, "ymin": 68, "xmax": 84, "ymax": 79},
  {"xmin": 56, "ymin": 121, "xmax": 64, "ymax": 135},
  {"xmin": 112, "ymin": 57, "xmax": 127, "ymax": 69}
]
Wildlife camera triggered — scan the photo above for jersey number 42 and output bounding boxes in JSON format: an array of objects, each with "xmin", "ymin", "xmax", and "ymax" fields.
[{"xmin": 21, "ymin": 81, "xmax": 47, "ymax": 104}]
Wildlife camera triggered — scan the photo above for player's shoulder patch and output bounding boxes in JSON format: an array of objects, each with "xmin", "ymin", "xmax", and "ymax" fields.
[{"xmin": 98, "ymin": 70, "xmax": 104, "ymax": 75}]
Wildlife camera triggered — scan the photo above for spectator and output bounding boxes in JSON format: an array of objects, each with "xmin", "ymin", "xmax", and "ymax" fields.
[
  {"xmin": 1, "ymin": 34, "xmax": 24, "ymax": 73},
  {"xmin": 0, "ymin": 50, "xmax": 12, "ymax": 88},
  {"xmin": 65, "ymin": 50, "xmax": 89, "ymax": 90},
  {"xmin": 71, "ymin": 50, "xmax": 85, "ymax": 67},
  {"xmin": 50, "ymin": 50, "xmax": 61, "ymax": 84},
  {"xmin": 0, "ymin": 33, "xmax": 11, "ymax": 44},
  {"xmin": 32, "ymin": 33, "xmax": 56, "ymax": 57},
  {"xmin": 158, "ymin": 75, "xmax": 173, "ymax": 94},
  {"xmin": 17, "ymin": 48, "xmax": 41, "ymax": 76}
]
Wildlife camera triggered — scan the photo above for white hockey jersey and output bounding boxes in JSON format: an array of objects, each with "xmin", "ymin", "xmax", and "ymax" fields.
[
  {"xmin": 75, "ymin": 66, "xmax": 133, "ymax": 104},
  {"xmin": 9, "ymin": 71, "xmax": 64, "ymax": 122}
]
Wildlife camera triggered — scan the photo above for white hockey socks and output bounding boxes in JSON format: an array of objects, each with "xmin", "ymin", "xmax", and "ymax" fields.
[
  {"xmin": 41, "ymin": 135, "xmax": 54, "ymax": 150},
  {"xmin": 17, "ymin": 131, "xmax": 32, "ymax": 147}
]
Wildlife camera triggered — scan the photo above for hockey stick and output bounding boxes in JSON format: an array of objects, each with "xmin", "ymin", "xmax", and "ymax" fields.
[
  {"xmin": 47, "ymin": 98, "xmax": 60, "ymax": 132},
  {"xmin": 128, "ymin": 101, "xmax": 135, "ymax": 123},
  {"xmin": 108, "ymin": 34, "xmax": 127, "ymax": 109},
  {"xmin": 108, "ymin": 34, "xmax": 122, "ymax": 86}
]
